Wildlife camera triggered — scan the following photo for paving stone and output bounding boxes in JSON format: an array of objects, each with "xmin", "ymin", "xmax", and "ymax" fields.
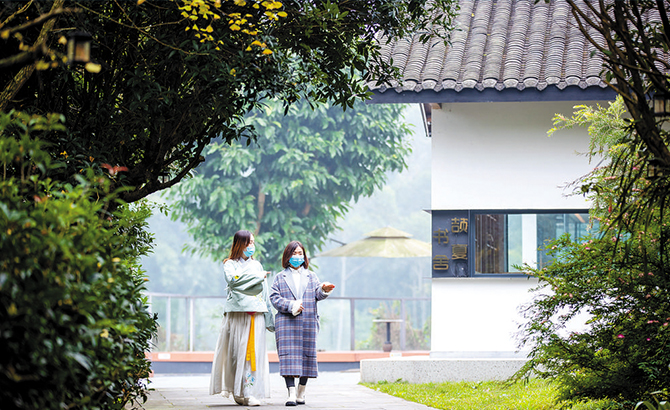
[{"xmin": 126, "ymin": 372, "xmax": 434, "ymax": 410}]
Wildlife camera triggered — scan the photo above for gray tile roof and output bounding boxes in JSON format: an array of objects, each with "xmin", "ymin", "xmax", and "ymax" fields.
[{"xmin": 369, "ymin": 0, "xmax": 611, "ymax": 98}]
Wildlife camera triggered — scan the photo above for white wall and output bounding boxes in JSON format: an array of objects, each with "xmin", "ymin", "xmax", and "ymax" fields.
[
  {"xmin": 430, "ymin": 99, "xmax": 609, "ymax": 356},
  {"xmin": 431, "ymin": 100, "xmax": 607, "ymax": 211},
  {"xmin": 430, "ymin": 277, "xmax": 538, "ymax": 357}
]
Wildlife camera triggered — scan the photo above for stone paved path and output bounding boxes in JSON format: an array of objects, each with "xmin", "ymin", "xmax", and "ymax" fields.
[{"xmin": 128, "ymin": 371, "xmax": 435, "ymax": 410}]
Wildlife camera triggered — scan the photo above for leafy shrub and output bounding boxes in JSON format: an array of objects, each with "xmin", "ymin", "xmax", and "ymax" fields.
[
  {"xmin": 636, "ymin": 391, "xmax": 670, "ymax": 410},
  {"xmin": 515, "ymin": 98, "xmax": 670, "ymax": 405},
  {"xmin": 0, "ymin": 111, "xmax": 157, "ymax": 409}
]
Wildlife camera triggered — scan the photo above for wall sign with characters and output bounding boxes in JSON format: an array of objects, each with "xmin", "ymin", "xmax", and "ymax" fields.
[{"xmin": 431, "ymin": 210, "xmax": 470, "ymax": 277}]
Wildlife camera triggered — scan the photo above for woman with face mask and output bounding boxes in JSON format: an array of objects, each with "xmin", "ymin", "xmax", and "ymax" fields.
[
  {"xmin": 210, "ymin": 230, "xmax": 273, "ymax": 406},
  {"xmin": 270, "ymin": 240, "xmax": 335, "ymax": 406}
]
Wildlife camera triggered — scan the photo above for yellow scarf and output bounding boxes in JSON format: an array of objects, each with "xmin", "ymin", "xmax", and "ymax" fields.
[{"xmin": 245, "ymin": 314, "xmax": 256, "ymax": 371}]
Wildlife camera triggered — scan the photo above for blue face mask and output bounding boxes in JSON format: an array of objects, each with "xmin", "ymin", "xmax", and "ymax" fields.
[
  {"xmin": 289, "ymin": 255, "xmax": 304, "ymax": 268},
  {"xmin": 243, "ymin": 245, "xmax": 255, "ymax": 258}
]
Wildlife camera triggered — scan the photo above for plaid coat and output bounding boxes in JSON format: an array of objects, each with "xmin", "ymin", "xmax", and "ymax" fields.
[{"xmin": 269, "ymin": 267, "xmax": 329, "ymax": 378}]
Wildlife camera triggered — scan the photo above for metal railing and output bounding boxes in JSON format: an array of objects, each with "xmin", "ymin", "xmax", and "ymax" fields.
[{"xmin": 146, "ymin": 293, "xmax": 430, "ymax": 352}]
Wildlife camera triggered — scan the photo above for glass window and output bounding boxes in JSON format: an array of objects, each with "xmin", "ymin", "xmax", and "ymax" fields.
[{"xmin": 474, "ymin": 212, "xmax": 594, "ymax": 275}]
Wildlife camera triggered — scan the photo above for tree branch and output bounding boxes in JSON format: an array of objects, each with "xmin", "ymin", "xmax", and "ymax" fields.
[{"xmin": 0, "ymin": 0, "xmax": 65, "ymax": 111}]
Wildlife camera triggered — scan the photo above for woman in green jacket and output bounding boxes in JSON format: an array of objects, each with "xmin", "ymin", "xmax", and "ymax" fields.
[{"xmin": 210, "ymin": 230, "xmax": 273, "ymax": 406}]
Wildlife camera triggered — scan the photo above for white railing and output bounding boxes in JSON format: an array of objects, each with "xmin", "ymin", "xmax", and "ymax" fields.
[{"xmin": 146, "ymin": 293, "xmax": 430, "ymax": 352}]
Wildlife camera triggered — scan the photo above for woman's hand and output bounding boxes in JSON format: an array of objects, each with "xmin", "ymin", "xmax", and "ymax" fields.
[
  {"xmin": 322, "ymin": 282, "xmax": 335, "ymax": 292},
  {"xmin": 292, "ymin": 299, "xmax": 304, "ymax": 316}
]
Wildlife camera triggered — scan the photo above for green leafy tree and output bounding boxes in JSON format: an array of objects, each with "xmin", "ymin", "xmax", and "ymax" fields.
[
  {"xmin": 516, "ymin": 97, "xmax": 670, "ymax": 406},
  {"xmin": 0, "ymin": 0, "xmax": 456, "ymax": 205},
  {"xmin": 564, "ymin": 0, "xmax": 670, "ymax": 230},
  {"xmin": 167, "ymin": 100, "xmax": 411, "ymax": 271},
  {"xmin": 0, "ymin": 111, "xmax": 157, "ymax": 409}
]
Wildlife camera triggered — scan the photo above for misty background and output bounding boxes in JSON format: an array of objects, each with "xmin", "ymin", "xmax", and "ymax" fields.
[{"xmin": 141, "ymin": 103, "xmax": 431, "ymax": 352}]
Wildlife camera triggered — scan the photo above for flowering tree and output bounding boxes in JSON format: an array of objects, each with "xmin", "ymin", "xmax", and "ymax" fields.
[
  {"xmin": 0, "ymin": 0, "xmax": 456, "ymax": 205},
  {"xmin": 518, "ymin": 3, "xmax": 670, "ymax": 403},
  {"xmin": 516, "ymin": 97, "xmax": 670, "ymax": 406}
]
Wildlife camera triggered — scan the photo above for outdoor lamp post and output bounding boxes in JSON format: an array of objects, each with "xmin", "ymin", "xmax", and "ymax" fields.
[
  {"xmin": 67, "ymin": 31, "xmax": 92, "ymax": 64},
  {"xmin": 653, "ymin": 92, "xmax": 670, "ymax": 117}
]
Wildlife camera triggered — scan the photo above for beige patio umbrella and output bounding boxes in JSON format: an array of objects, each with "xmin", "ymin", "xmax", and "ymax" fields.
[{"xmin": 316, "ymin": 226, "xmax": 431, "ymax": 258}]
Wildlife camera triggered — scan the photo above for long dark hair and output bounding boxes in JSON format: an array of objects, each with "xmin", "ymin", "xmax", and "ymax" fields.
[
  {"xmin": 225, "ymin": 230, "xmax": 253, "ymax": 262},
  {"xmin": 281, "ymin": 240, "xmax": 308, "ymax": 269}
]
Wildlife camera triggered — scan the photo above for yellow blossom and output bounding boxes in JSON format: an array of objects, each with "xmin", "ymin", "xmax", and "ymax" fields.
[
  {"xmin": 230, "ymin": 24, "xmax": 241, "ymax": 31},
  {"xmin": 234, "ymin": 0, "xmax": 247, "ymax": 5},
  {"xmin": 85, "ymin": 62, "xmax": 102, "ymax": 73},
  {"xmin": 262, "ymin": 0, "xmax": 282, "ymax": 9},
  {"xmin": 277, "ymin": 11, "xmax": 287, "ymax": 17},
  {"xmin": 36, "ymin": 61, "xmax": 50, "ymax": 71},
  {"xmin": 262, "ymin": 49, "xmax": 273, "ymax": 55},
  {"xmin": 100, "ymin": 329, "xmax": 109, "ymax": 338}
]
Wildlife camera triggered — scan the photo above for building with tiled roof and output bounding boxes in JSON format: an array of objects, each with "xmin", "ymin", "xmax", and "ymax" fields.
[{"xmin": 361, "ymin": 0, "xmax": 616, "ymax": 382}]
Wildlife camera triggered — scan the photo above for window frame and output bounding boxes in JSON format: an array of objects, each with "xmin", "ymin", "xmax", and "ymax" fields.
[{"xmin": 469, "ymin": 209, "xmax": 592, "ymax": 278}]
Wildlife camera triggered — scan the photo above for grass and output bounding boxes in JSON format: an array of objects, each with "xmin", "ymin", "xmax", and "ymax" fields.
[{"xmin": 361, "ymin": 379, "xmax": 619, "ymax": 410}]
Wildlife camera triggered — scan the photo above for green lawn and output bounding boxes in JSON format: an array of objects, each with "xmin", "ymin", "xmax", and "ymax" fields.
[{"xmin": 361, "ymin": 379, "xmax": 617, "ymax": 410}]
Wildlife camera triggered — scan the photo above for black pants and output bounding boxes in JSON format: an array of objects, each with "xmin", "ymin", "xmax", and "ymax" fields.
[{"xmin": 284, "ymin": 376, "xmax": 308, "ymax": 388}]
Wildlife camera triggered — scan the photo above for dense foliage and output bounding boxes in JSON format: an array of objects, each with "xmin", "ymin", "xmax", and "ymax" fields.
[
  {"xmin": 565, "ymin": 0, "xmax": 670, "ymax": 227},
  {"xmin": 0, "ymin": 111, "xmax": 157, "ymax": 409},
  {"xmin": 0, "ymin": 0, "xmax": 456, "ymax": 205},
  {"xmin": 534, "ymin": 2, "xmax": 670, "ymax": 404},
  {"xmin": 516, "ymin": 97, "xmax": 670, "ymax": 406},
  {"xmin": 167, "ymin": 100, "xmax": 412, "ymax": 271}
]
